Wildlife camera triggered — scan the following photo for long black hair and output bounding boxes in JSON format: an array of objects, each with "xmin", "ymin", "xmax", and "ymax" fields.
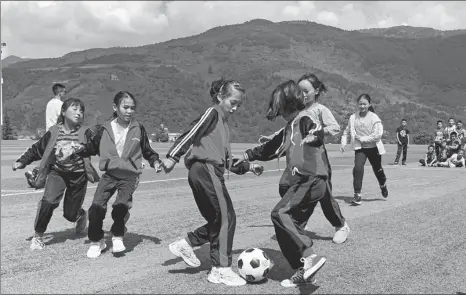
[
  {"xmin": 56, "ymin": 98, "xmax": 85, "ymax": 125},
  {"xmin": 209, "ymin": 78, "xmax": 246, "ymax": 103},
  {"xmin": 297, "ymin": 73, "xmax": 328, "ymax": 101},
  {"xmin": 266, "ymin": 80, "xmax": 305, "ymax": 121},
  {"xmin": 357, "ymin": 93, "xmax": 375, "ymax": 113},
  {"xmin": 109, "ymin": 91, "xmax": 136, "ymax": 120}
]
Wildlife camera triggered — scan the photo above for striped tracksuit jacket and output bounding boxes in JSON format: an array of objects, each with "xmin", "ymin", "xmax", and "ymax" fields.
[
  {"xmin": 244, "ymin": 109, "xmax": 332, "ymax": 269},
  {"xmin": 166, "ymin": 104, "xmax": 252, "ymax": 267}
]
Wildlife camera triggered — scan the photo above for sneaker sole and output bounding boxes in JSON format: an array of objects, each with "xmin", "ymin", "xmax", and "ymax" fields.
[
  {"xmin": 350, "ymin": 200, "xmax": 362, "ymax": 205},
  {"xmin": 303, "ymin": 257, "xmax": 326, "ymax": 281},
  {"xmin": 281, "ymin": 278, "xmax": 317, "ymax": 288},
  {"xmin": 207, "ymin": 275, "xmax": 247, "ymax": 286},
  {"xmin": 168, "ymin": 243, "xmax": 201, "ymax": 267}
]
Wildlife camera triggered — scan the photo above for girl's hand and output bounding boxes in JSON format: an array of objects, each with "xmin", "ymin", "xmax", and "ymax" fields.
[
  {"xmin": 340, "ymin": 145, "xmax": 346, "ymax": 153},
  {"xmin": 232, "ymin": 153, "xmax": 247, "ymax": 166},
  {"xmin": 250, "ymin": 164, "xmax": 264, "ymax": 176},
  {"xmin": 301, "ymin": 134, "xmax": 317, "ymax": 145},
  {"xmin": 258, "ymin": 135, "xmax": 273, "ymax": 144},
  {"xmin": 12, "ymin": 161, "xmax": 26, "ymax": 171},
  {"xmin": 162, "ymin": 158, "xmax": 176, "ymax": 173},
  {"xmin": 153, "ymin": 161, "xmax": 163, "ymax": 173}
]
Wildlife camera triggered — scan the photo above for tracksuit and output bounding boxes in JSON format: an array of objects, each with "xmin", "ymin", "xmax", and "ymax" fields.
[
  {"xmin": 77, "ymin": 119, "xmax": 161, "ymax": 242},
  {"xmin": 282, "ymin": 103, "xmax": 345, "ymax": 229},
  {"xmin": 15, "ymin": 124, "xmax": 100, "ymax": 234},
  {"xmin": 243, "ymin": 109, "xmax": 331, "ymax": 269},
  {"xmin": 166, "ymin": 105, "xmax": 252, "ymax": 267}
]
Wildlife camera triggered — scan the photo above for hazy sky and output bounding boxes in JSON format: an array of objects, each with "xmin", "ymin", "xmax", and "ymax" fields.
[{"xmin": 1, "ymin": 1, "xmax": 466, "ymax": 59}]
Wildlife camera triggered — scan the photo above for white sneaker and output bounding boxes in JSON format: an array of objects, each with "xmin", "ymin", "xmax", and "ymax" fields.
[
  {"xmin": 87, "ymin": 239, "xmax": 107, "ymax": 258},
  {"xmin": 333, "ymin": 222, "xmax": 350, "ymax": 244},
  {"xmin": 30, "ymin": 237, "xmax": 45, "ymax": 250},
  {"xmin": 301, "ymin": 254, "xmax": 326, "ymax": 280},
  {"xmin": 168, "ymin": 238, "xmax": 201, "ymax": 267},
  {"xmin": 112, "ymin": 236, "xmax": 126, "ymax": 253},
  {"xmin": 207, "ymin": 267, "xmax": 246, "ymax": 286}
]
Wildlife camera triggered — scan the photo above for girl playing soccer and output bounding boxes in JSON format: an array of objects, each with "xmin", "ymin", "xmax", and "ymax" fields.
[
  {"xmin": 162, "ymin": 79, "xmax": 264, "ymax": 287},
  {"xmin": 12, "ymin": 98, "xmax": 100, "ymax": 250},
  {"xmin": 340, "ymin": 94, "xmax": 388, "ymax": 205},
  {"xmin": 73, "ymin": 91, "xmax": 163, "ymax": 258},
  {"xmin": 234, "ymin": 80, "xmax": 328, "ymax": 288}
]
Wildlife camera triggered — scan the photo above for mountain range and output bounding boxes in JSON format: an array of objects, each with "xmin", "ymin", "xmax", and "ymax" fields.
[{"xmin": 2, "ymin": 20, "xmax": 466, "ymax": 142}]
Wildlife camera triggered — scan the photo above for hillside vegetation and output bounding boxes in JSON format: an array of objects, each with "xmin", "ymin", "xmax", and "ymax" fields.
[{"xmin": 3, "ymin": 19, "xmax": 466, "ymax": 142}]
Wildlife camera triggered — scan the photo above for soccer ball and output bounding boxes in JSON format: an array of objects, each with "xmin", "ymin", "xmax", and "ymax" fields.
[{"xmin": 237, "ymin": 248, "xmax": 272, "ymax": 283}]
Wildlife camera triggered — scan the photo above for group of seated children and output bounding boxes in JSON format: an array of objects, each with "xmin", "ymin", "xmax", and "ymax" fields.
[{"xmin": 420, "ymin": 118, "xmax": 465, "ymax": 168}]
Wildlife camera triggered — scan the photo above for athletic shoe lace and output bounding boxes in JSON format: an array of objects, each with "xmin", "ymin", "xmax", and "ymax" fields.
[
  {"xmin": 34, "ymin": 238, "xmax": 45, "ymax": 247},
  {"xmin": 290, "ymin": 268, "xmax": 306, "ymax": 283}
]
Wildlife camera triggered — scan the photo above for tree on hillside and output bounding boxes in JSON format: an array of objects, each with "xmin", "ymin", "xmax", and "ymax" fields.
[
  {"xmin": 413, "ymin": 131, "xmax": 433, "ymax": 145},
  {"xmin": 2, "ymin": 114, "xmax": 17, "ymax": 140}
]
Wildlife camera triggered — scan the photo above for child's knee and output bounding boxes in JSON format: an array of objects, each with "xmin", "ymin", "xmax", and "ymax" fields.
[
  {"xmin": 353, "ymin": 165, "xmax": 364, "ymax": 175},
  {"xmin": 89, "ymin": 203, "xmax": 107, "ymax": 221},
  {"xmin": 111, "ymin": 203, "xmax": 129, "ymax": 220}
]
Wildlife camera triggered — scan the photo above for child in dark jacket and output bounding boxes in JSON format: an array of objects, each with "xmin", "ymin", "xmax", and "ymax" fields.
[
  {"xmin": 162, "ymin": 79, "xmax": 264, "ymax": 287},
  {"xmin": 234, "ymin": 80, "xmax": 327, "ymax": 288},
  {"xmin": 74, "ymin": 91, "xmax": 163, "ymax": 258},
  {"xmin": 12, "ymin": 98, "xmax": 99, "ymax": 250}
]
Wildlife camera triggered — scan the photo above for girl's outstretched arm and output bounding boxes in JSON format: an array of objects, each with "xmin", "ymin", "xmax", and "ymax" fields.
[
  {"xmin": 243, "ymin": 128, "xmax": 285, "ymax": 162},
  {"xmin": 15, "ymin": 131, "xmax": 52, "ymax": 167}
]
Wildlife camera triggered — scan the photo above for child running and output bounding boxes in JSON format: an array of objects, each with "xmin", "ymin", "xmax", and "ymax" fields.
[
  {"xmin": 340, "ymin": 94, "xmax": 388, "ymax": 205},
  {"xmin": 73, "ymin": 91, "xmax": 163, "ymax": 258},
  {"xmin": 234, "ymin": 80, "xmax": 327, "ymax": 288},
  {"xmin": 163, "ymin": 79, "xmax": 264, "ymax": 287},
  {"xmin": 12, "ymin": 98, "xmax": 100, "ymax": 250}
]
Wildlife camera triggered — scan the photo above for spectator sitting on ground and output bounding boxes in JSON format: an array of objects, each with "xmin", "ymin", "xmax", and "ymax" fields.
[
  {"xmin": 419, "ymin": 145, "xmax": 437, "ymax": 167},
  {"xmin": 437, "ymin": 149, "xmax": 465, "ymax": 168},
  {"xmin": 446, "ymin": 132, "xmax": 461, "ymax": 157}
]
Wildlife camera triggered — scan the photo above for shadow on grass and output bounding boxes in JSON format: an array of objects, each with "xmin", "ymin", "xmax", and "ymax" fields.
[
  {"xmin": 25, "ymin": 229, "xmax": 86, "ymax": 244},
  {"xmin": 334, "ymin": 195, "xmax": 386, "ymax": 204},
  {"xmin": 163, "ymin": 245, "xmax": 320, "ymax": 293},
  {"xmin": 164, "ymin": 244, "xmax": 245, "ymax": 274}
]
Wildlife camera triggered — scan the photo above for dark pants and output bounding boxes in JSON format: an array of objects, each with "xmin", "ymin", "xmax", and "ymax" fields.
[
  {"xmin": 353, "ymin": 148, "xmax": 387, "ymax": 194},
  {"xmin": 34, "ymin": 168, "xmax": 87, "ymax": 234},
  {"xmin": 394, "ymin": 143, "xmax": 408, "ymax": 164},
  {"xmin": 278, "ymin": 150, "xmax": 345, "ymax": 228},
  {"xmin": 272, "ymin": 173, "xmax": 329, "ymax": 269},
  {"xmin": 434, "ymin": 143, "xmax": 442, "ymax": 159},
  {"xmin": 88, "ymin": 173, "xmax": 138, "ymax": 242},
  {"xmin": 185, "ymin": 162, "xmax": 235, "ymax": 267}
]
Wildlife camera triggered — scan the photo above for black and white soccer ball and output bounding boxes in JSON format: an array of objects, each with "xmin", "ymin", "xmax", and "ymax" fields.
[{"xmin": 237, "ymin": 248, "xmax": 272, "ymax": 283}]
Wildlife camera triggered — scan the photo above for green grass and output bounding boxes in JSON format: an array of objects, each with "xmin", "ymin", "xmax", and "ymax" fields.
[{"xmin": 1, "ymin": 142, "xmax": 465, "ymax": 294}]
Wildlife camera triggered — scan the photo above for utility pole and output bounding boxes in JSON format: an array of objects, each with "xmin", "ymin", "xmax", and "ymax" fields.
[{"xmin": 1, "ymin": 42, "xmax": 6, "ymax": 127}]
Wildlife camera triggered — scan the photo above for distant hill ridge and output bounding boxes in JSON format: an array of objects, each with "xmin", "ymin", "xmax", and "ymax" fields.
[{"xmin": 2, "ymin": 20, "xmax": 466, "ymax": 142}]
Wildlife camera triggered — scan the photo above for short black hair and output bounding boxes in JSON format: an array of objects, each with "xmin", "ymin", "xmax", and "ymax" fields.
[
  {"xmin": 401, "ymin": 119, "xmax": 407, "ymax": 122},
  {"xmin": 52, "ymin": 83, "xmax": 66, "ymax": 95},
  {"xmin": 428, "ymin": 144, "xmax": 434, "ymax": 149}
]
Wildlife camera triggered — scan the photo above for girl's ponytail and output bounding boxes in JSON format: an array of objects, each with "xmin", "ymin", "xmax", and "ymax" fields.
[
  {"xmin": 108, "ymin": 111, "xmax": 118, "ymax": 121},
  {"xmin": 368, "ymin": 106, "xmax": 375, "ymax": 113}
]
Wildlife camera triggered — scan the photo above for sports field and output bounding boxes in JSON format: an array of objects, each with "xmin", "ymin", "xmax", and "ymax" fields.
[{"xmin": 1, "ymin": 140, "xmax": 465, "ymax": 294}]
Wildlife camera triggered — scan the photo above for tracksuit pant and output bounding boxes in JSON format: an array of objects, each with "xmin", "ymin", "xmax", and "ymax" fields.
[
  {"xmin": 185, "ymin": 162, "xmax": 235, "ymax": 268},
  {"xmin": 272, "ymin": 172, "xmax": 329, "ymax": 269},
  {"xmin": 88, "ymin": 173, "xmax": 138, "ymax": 242},
  {"xmin": 353, "ymin": 148, "xmax": 387, "ymax": 194},
  {"xmin": 34, "ymin": 168, "xmax": 87, "ymax": 234},
  {"xmin": 394, "ymin": 143, "xmax": 408, "ymax": 164},
  {"xmin": 278, "ymin": 148, "xmax": 345, "ymax": 228}
]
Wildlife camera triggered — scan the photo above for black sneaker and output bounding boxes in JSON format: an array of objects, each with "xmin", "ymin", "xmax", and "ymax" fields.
[
  {"xmin": 402, "ymin": 162, "xmax": 407, "ymax": 166},
  {"xmin": 380, "ymin": 185, "xmax": 388, "ymax": 198},
  {"xmin": 351, "ymin": 193, "xmax": 362, "ymax": 205},
  {"xmin": 392, "ymin": 162, "xmax": 399, "ymax": 165}
]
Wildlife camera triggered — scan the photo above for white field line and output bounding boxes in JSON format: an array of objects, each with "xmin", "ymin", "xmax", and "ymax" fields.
[{"xmin": 1, "ymin": 164, "xmax": 457, "ymax": 197}]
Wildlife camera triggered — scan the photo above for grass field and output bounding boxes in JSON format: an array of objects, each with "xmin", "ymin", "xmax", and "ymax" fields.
[{"xmin": 1, "ymin": 141, "xmax": 466, "ymax": 294}]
